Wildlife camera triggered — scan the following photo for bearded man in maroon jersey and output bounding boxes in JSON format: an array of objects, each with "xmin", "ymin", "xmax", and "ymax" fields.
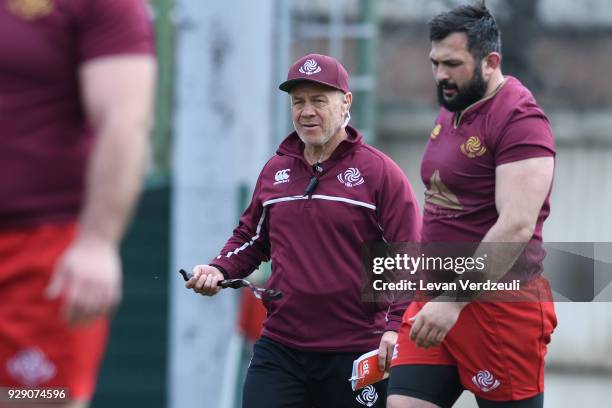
[{"xmin": 388, "ymin": 3, "xmax": 556, "ymax": 408}]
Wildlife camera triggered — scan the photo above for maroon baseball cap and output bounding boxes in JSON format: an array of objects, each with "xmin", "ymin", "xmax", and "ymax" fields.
[{"xmin": 279, "ymin": 53, "xmax": 350, "ymax": 93}]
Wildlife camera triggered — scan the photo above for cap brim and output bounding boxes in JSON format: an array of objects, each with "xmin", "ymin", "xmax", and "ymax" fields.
[{"xmin": 279, "ymin": 78, "xmax": 346, "ymax": 93}]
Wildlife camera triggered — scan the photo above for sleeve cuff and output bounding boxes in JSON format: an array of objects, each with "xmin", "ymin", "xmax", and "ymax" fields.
[
  {"xmin": 209, "ymin": 264, "xmax": 229, "ymax": 280},
  {"xmin": 384, "ymin": 317, "xmax": 402, "ymax": 332}
]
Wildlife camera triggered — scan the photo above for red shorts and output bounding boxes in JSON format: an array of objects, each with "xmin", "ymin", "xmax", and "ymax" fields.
[
  {"xmin": 0, "ymin": 222, "xmax": 108, "ymax": 401},
  {"xmin": 392, "ymin": 277, "xmax": 557, "ymax": 401}
]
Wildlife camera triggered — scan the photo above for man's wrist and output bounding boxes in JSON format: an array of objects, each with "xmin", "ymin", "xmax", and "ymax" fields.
[
  {"xmin": 437, "ymin": 292, "xmax": 470, "ymax": 310},
  {"xmin": 74, "ymin": 230, "xmax": 119, "ymax": 249},
  {"xmin": 210, "ymin": 264, "xmax": 229, "ymax": 280}
]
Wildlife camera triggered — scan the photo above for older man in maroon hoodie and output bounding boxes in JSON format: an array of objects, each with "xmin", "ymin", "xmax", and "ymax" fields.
[{"xmin": 187, "ymin": 54, "xmax": 421, "ymax": 407}]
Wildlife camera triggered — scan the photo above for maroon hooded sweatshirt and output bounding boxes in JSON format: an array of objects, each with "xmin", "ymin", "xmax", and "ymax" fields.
[{"xmin": 211, "ymin": 126, "xmax": 421, "ymax": 352}]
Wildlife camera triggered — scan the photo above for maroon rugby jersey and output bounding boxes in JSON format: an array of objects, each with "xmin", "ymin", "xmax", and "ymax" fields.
[
  {"xmin": 421, "ymin": 76, "xmax": 555, "ymax": 274},
  {"xmin": 211, "ymin": 126, "xmax": 422, "ymax": 352},
  {"xmin": 0, "ymin": 0, "xmax": 154, "ymax": 228}
]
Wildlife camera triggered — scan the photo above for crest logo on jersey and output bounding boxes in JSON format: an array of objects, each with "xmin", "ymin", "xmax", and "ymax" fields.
[
  {"xmin": 6, "ymin": 347, "xmax": 56, "ymax": 386},
  {"xmin": 425, "ymin": 170, "xmax": 463, "ymax": 211},
  {"xmin": 299, "ymin": 59, "xmax": 322, "ymax": 76},
  {"xmin": 460, "ymin": 136, "xmax": 487, "ymax": 158},
  {"xmin": 430, "ymin": 124, "xmax": 442, "ymax": 140},
  {"xmin": 274, "ymin": 169, "xmax": 291, "ymax": 185},
  {"xmin": 337, "ymin": 167, "xmax": 364, "ymax": 188},
  {"xmin": 7, "ymin": 0, "xmax": 54, "ymax": 20},
  {"xmin": 472, "ymin": 370, "xmax": 500, "ymax": 392},
  {"xmin": 356, "ymin": 385, "xmax": 378, "ymax": 407}
]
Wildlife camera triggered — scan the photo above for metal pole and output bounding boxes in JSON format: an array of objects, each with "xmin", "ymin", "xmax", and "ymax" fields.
[
  {"xmin": 274, "ymin": 0, "xmax": 293, "ymax": 146},
  {"xmin": 330, "ymin": 0, "xmax": 345, "ymax": 59},
  {"xmin": 150, "ymin": 0, "xmax": 175, "ymax": 183},
  {"xmin": 356, "ymin": 0, "xmax": 378, "ymax": 143}
]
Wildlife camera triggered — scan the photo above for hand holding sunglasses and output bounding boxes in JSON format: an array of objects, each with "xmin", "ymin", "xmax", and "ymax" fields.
[{"xmin": 179, "ymin": 269, "xmax": 283, "ymax": 301}]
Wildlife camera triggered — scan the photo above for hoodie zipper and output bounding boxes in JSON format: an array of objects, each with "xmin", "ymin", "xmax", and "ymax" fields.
[{"xmin": 304, "ymin": 162, "xmax": 323, "ymax": 198}]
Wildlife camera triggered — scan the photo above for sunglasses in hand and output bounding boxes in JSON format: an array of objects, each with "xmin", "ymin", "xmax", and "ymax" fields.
[{"xmin": 179, "ymin": 269, "xmax": 283, "ymax": 301}]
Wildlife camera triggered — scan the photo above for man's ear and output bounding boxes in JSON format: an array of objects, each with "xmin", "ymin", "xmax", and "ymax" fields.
[
  {"xmin": 344, "ymin": 91, "xmax": 353, "ymax": 111},
  {"xmin": 483, "ymin": 52, "xmax": 501, "ymax": 78}
]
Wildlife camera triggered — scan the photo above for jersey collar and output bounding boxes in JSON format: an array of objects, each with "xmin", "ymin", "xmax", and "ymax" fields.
[{"xmin": 452, "ymin": 77, "xmax": 508, "ymax": 128}]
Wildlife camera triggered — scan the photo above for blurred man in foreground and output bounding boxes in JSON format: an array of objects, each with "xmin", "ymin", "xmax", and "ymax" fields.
[{"xmin": 0, "ymin": 0, "xmax": 156, "ymax": 406}]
